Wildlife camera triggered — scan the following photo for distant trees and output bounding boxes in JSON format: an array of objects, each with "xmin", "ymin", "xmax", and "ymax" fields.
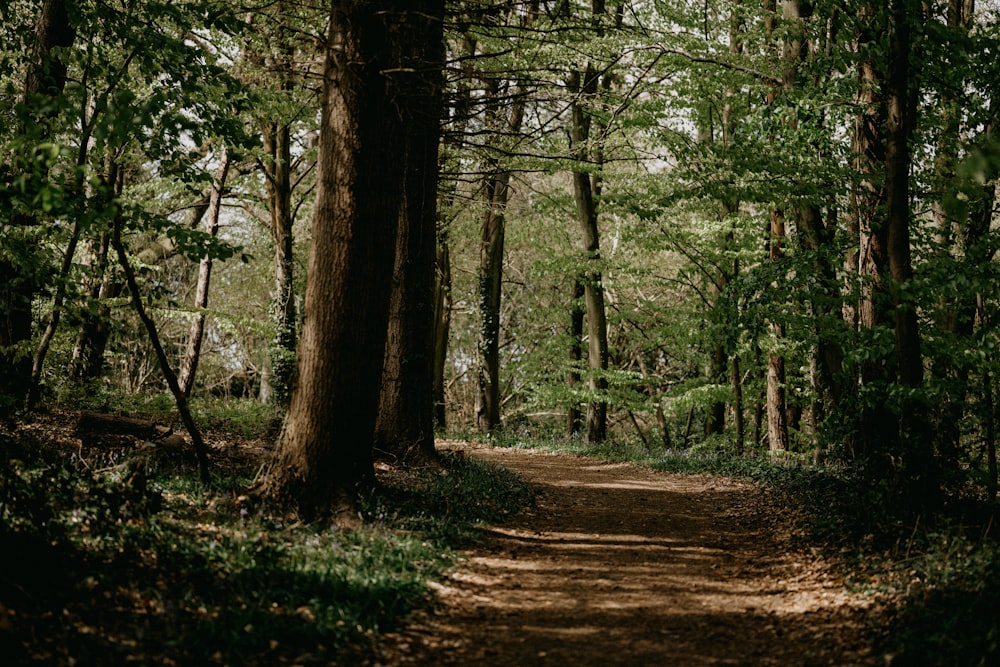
[
  {"xmin": 4, "ymin": 0, "xmax": 1000, "ymax": 510},
  {"xmin": 431, "ymin": 0, "xmax": 1000, "ymax": 500}
]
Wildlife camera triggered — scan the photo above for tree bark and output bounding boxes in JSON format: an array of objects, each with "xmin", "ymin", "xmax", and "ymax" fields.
[
  {"xmin": 567, "ymin": 278, "xmax": 585, "ymax": 437},
  {"xmin": 567, "ymin": 0, "xmax": 619, "ymax": 444},
  {"xmin": 885, "ymin": 0, "xmax": 932, "ymax": 492},
  {"xmin": 778, "ymin": 1, "xmax": 845, "ymax": 450},
  {"xmin": 476, "ymin": 79, "xmax": 525, "ymax": 435},
  {"xmin": 262, "ymin": 120, "xmax": 297, "ymax": 404},
  {"xmin": 432, "ymin": 234, "xmax": 452, "ymax": 429},
  {"xmin": 732, "ymin": 353, "xmax": 745, "ymax": 454},
  {"xmin": 767, "ymin": 209, "xmax": 789, "ymax": 452},
  {"xmin": 375, "ymin": 6, "xmax": 445, "ymax": 462},
  {"xmin": 853, "ymin": 1, "xmax": 892, "ymax": 461},
  {"xmin": 476, "ymin": 162, "xmax": 511, "ymax": 435},
  {"xmin": 928, "ymin": 0, "xmax": 983, "ymax": 465},
  {"xmin": 71, "ymin": 227, "xmax": 120, "ymax": 382},
  {"xmin": 432, "ymin": 33, "xmax": 475, "ymax": 431},
  {"xmin": 257, "ymin": 0, "xmax": 440, "ymax": 519}
]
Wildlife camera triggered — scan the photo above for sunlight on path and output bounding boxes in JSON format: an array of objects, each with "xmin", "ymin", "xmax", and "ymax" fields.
[{"xmin": 379, "ymin": 444, "xmax": 877, "ymax": 667}]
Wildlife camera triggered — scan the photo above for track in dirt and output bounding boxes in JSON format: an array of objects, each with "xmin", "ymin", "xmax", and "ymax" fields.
[{"xmin": 379, "ymin": 443, "xmax": 880, "ymax": 667}]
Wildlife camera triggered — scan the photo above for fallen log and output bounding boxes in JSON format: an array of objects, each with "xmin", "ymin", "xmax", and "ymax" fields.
[{"xmin": 75, "ymin": 411, "xmax": 172, "ymax": 440}]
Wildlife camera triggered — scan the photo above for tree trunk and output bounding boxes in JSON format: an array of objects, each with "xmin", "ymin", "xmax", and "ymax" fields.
[
  {"xmin": 984, "ymin": 364, "xmax": 998, "ymax": 502},
  {"xmin": 567, "ymin": 278, "xmax": 585, "ymax": 437},
  {"xmin": 707, "ymin": 341, "xmax": 728, "ymax": 438},
  {"xmin": 570, "ymin": 131, "xmax": 610, "ymax": 443},
  {"xmin": 853, "ymin": 1, "xmax": 892, "ymax": 462},
  {"xmin": 885, "ymin": 0, "xmax": 932, "ymax": 492},
  {"xmin": 780, "ymin": 0, "xmax": 845, "ymax": 440},
  {"xmin": 568, "ymin": 0, "xmax": 618, "ymax": 444},
  {"xmin": 257, "ymin": 0, "xmax": 441, "ymax": 519},
  {"xmin": 27, "ymin": 218, "xmax": 82, "ymax": 409},
  {"xmin": 262, "ymin": 120, "xmax": 298, "ymax": 404},
  {"xmin": 732, "ymin": 353, "xmax": 745, "ymax": 454},
  {"xmin": 476, "ymin": 165, "xmax": 510, "ymax": 435},
  {"xmin": 1, "ymin": 0, "xmax": 76, "ymax": 411},
  {"xmin": 432, "ymin": 235, "xmax": 452, "ymax": 430},
  {"xmin": 375, "ymin": 7, "xmax": 445, "ymax": 462},
  {"xmin": 476, "ymin": 74, "xmax": 526, "ymax": 435},
  {"xmin": 177, "ymin": 150, "xmax": 231, "ymax": 398},
  {"xmin": 112, "ymin": 216, "xmax": 211, "ymax": 482},
  {"xmin": 928, "ymin": 0, "xmax": 982, "ymax": 466},
  {"xmin": 71, "ymin": 230, "xmax": 119, "ymax": 381},
  {"xmin": 767, "ymin": 209, "xmax": 789, "ymax": 452},
  {"xmin": 432, "ymin": 33, "xmax": 475, "ymax": 431}
]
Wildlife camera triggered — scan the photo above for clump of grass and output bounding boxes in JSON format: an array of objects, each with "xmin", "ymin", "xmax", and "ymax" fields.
[
  {"xmin": 877, "ymin": 533, "xmax": 1000, "ymax": 667},
  {"xmin": 370, "ymin": 452, "xmax": 535, "ymax": 544}
]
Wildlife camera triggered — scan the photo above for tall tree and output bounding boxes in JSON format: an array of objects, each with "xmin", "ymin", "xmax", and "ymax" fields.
[
  {"xmin": 852, "ymin": 0, "xmax": 894, "ymax": 461},
  {"xmin": 884, "ymin": 0, "xmax": 931, "ymax": 490},
  {"xmin": 375, "ymin": 3, "xmax": 446, "ymax": 462},
  {"xmin": 257, "ymin": 0, "xmax": 445, "ymax": 518},
  {"xmin": 177, "ymin": 149, "xmax": 232, "ymax": 397},
  {"xmin": 474, "ymin": 17, "xmax": 530, "ymax": 434},
  {"xmin": 1, "ymin": 0, "xmax": 76, "ymax": 411},
  {"xmin": 566, "ymin": 0, "xmax": 618, "ymax": 444},
  {"xmin": 252, "ymin": 1, "xmax": 321, "ymax": 404},
  {"xmin": 763, "ymin": 0, "xmax": 789, "ymax": 453}
]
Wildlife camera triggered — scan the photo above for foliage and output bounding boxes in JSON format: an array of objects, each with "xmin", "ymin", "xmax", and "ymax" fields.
[
  {"xmin": 879, "ymin": 534, "xmax": 1000, "ymax": 667},
  {"xmin": 369, "ymin": 452, "xmax": 535, "ymax": 544},
  {"xmin": 0, "ymin": 411, "xmax": 534, "ymax": 665}
]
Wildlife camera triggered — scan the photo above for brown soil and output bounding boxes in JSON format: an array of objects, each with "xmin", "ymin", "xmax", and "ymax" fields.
[{"xmin": 378, "ymin": 442, "xmax": 882, "ymax": 667}]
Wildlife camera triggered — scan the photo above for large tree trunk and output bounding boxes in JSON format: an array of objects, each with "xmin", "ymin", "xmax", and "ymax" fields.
[
  {"xmin": 853, "ymin": 1, "xmax": 893, "ymax": 462},
  {"xmin": 568, "ymin": 0, "xmax": 620, "ymax": 444},
  {"xmin": 375, "ymin": 8, "xmax": 445, "ymax": 463},
  {"xmin": 475, "ymin": 4, "xmax": 537, "ymax": 435},
  {"xmin": 177, "ymin": 150, "xmax": 231, "ymax": 398},
  {"xmin": 885, "ymin": 0, "xmax": 932, "ymax": 493},
  {"xmin": 257, "ymin": 0, "xmax": 440, "ymax": 519}
]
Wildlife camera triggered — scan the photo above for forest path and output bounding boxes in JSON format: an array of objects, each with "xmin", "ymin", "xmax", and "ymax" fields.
[{"xmin": 378, "ymin": 442, "xmax": 879, "ymax": 667}]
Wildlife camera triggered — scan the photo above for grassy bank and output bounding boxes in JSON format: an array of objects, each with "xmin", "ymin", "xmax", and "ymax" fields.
[{"xmin": 1, "ymin": 411, "xmax": 533, "ymax": 666}]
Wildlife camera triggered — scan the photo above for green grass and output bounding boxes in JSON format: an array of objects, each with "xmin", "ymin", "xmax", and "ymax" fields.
[{"xmin": 1, "ymin": 423, "xmax": 534, "ymax": 666}]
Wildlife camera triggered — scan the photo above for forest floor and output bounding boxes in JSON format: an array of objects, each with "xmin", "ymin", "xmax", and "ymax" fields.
[{"xmin": 377, "ymin": 441, "xmax": 882, "ymax": 667}]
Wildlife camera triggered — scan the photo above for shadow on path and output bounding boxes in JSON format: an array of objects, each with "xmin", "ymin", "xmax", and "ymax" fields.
[{"xmin": 380, "ymin": 445, "xmax": 877, "ymax": 667}]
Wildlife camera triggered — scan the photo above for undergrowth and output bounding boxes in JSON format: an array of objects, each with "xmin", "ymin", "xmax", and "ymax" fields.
[{"xmin": 0, "ymin": 422, "xmax": 534, "ymax": 666}]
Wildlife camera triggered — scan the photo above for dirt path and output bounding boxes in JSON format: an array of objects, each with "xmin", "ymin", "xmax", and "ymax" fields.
[{"xmin": 378, "ymin": 443, "xmax": 880, "ymax": 667}]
